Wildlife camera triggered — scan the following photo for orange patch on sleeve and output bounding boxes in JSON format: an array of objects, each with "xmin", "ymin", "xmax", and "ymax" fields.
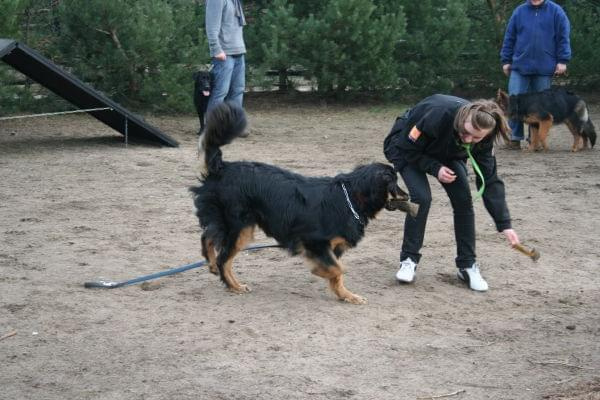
[{"xmin": 408, "ymin": 126, "xmax": 422, "ymax": 142}]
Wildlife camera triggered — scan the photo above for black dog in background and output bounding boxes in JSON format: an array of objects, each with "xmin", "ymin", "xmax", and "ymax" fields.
[
  {"xmin": 193, "ymin": 71, "xmax": 211, "ymax": 134},
  {"xmin": 190, "ymin": 102, "xmax": 414, "ymax": 304}
]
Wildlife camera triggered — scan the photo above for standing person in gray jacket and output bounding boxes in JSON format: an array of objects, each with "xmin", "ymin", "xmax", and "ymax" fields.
[{"xmin": 205, "ymin": 0, "xmax": 246, "ymax": 113}]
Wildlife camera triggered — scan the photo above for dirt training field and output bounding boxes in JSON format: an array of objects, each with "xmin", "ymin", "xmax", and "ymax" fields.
[{"xmin": 1, "ymin": 99, "xmax": 599, "ymax": 400}]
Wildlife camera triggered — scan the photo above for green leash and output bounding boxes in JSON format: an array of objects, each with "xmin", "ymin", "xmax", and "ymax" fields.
[{"xmin": 462, "ymin": 143, "xmax": 485, "ymax": 200}]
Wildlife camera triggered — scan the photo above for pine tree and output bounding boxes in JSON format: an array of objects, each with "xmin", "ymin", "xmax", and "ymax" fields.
[
  {"xmin": 0, "ymin": 0, "xmax": 24, "ymax": 38},
  {"xmin": 57, "ymin": 0, "xmax": 182, "ymax": 109},
  {"xmin": 247, "ymin": 0, "xmax": 301, "ymax": 91},
  {"xmin": 297, "ymin": 0, "xmax": 405, "ymax": 93},
  {"xmin": 563, "ymin": 2, "xmax": 600, "ymax": 88},
  {"xmin": 397, "ymin": 0, "xmax": 470, "ymax": 93}
]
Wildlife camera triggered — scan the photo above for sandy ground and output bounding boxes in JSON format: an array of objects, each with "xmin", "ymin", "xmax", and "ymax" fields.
[{"xmin": 1, "ymin": 98, "xmax": 599, "ymax": 400}]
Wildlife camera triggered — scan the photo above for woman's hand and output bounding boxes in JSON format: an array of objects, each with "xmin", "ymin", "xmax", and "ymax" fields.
[
  {"xmin": 502, "ymin": 228, "xmax": 520, "ymax": 246},
  {"xmin": 437, "ymin": 166, "xmax": 456, "ymax": 183}
]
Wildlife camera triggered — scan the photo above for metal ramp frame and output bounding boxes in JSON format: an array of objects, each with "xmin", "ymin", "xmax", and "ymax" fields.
[{"xmin": 0, "ymin": 39, "xmax": 178, "ymax": 147}]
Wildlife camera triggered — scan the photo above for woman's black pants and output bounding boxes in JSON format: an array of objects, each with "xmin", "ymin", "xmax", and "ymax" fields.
[{"xmin": 398, "ymin": 160, "xmax": 475, "ymax": 269}]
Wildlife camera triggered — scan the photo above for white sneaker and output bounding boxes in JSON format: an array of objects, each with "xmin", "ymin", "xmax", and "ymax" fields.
[
  {"xmin": 396, "ymin": 257, "xmax": 417, "ymax": 283},
  {"xmin": 457, "ymin": 263, "xmax": 489, "ymax": 292}
]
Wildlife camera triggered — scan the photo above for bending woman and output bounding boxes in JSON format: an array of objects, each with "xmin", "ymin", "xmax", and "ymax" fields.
[{"xmin": 383, "ymin": 94, "xmax": 520, "ymax": 291}]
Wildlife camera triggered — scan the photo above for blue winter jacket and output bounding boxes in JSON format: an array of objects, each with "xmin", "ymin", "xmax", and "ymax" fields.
[{"xmin": 500, "ymin": 0, "xmax": 571, "ymax": 76}]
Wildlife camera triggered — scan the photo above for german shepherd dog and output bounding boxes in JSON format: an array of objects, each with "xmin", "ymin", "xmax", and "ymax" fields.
[
  {"xmin": 193, "ymin": 71, "xmax": 211, "ymax": 134},
  {"xmin": 190, "ymin": 102, "xmax": 414, "ymax": 304},
  {"xmin": 496, "ymin": 88, "xmax": 597, "ymax": 152}
]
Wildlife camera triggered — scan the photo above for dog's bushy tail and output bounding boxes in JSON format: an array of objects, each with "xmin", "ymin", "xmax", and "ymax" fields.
[
  {"xmin": 575, "ymin": 100, "xmax": 596, "ymax": 148},
  {"xmin": 583, "ymin": 119, "xmax": 596, "ymax": 148},
  {"xmin": 197, "ymin": 102, "xmax": 247, "ymax": 177}
]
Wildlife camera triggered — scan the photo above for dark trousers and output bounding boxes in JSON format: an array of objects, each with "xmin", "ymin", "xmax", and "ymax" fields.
[{"xmin": 399, "ymin": 160, "xmax": 475, "ymax": 269}]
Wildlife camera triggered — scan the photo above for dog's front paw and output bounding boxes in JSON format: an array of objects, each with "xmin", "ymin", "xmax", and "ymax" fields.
[
  {"xmin": 343, "ymin": 294, "xmax": 367, "ymax": 305},
  {"xmin": 229, "ymin": 284, "xmax": 251, "ymax": 294},
  {"xmin": 208, "ymin": 264, "xmax": 219, "ymax": 275}
]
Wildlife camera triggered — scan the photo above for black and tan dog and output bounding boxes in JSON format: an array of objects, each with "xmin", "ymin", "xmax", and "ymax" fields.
[
  {"xmin": 193, "ymin": 70, "xmax": 211, "ymax": 134},
  {"xmin": 190, "ymin": 102, "xmax": 414, "ymax": 304},
  {"xmin": 496, "ymin": 88, "xmax": 596, "ymax": 152}
]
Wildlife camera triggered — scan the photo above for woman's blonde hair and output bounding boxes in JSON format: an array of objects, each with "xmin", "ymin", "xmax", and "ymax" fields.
[{"xmin": 454, "ymin": 99, "xmax": 510, "ymax": 144}]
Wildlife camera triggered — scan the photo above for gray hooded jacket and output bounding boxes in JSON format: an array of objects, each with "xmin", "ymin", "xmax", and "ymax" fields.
[{"xmin": 205, "ymin": 0, "xmax": 246, "ymax": 57}]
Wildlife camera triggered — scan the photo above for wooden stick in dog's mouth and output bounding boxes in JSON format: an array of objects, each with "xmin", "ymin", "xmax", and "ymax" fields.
[{"xmin": 385, "ymin": 198, "xmax": 419, "ymax": 218}]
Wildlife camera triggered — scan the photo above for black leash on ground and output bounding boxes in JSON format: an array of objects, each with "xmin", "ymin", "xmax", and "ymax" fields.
[{"xmin": 83, "ymin": 244, "xmax": 282, "ymax": 289}]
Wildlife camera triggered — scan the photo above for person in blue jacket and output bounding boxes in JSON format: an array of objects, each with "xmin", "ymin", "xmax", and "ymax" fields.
[{"xmin": 500, "ymin": 0, "xmax": 571, "ymax": 149}]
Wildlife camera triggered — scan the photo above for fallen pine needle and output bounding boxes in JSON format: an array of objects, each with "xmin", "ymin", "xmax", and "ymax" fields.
[
  {"xmin": 554, "ymin": 376, "xmax": 577, "ymax": 386},
  {"xmin": 0, "ymin": 331, "xmax": 17, "ymax": 341},
  {"xmin": 456, "ymin": 382, "xmax": 506, "ymax": 390},
  {"xmin": 460, "ymin": 341, "xmax": 496, "ymax": 348},
  {"xmin": 417, "ymin": 389, "xmax": 466, "ymax": 399},
  {"xmin": 527, "ymin": 359, "xmax": 593, "ymax": 370}
]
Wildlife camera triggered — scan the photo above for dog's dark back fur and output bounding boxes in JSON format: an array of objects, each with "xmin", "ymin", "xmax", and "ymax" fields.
[
  {"xmin": 496, "ymin": 87, "xmax": 596, "ymax": 147},
  {"xmin": 193, "ymin": 71, "xmax": 211, "ymax": 134}
]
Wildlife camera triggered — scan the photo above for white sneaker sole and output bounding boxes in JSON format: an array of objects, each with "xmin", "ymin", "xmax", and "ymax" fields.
[
  {"xmin": 457, "ymin": 272, "xmax": 488, "ymax": 292},
  {"xmin": 396, "ymin": 274, "xmax": 415, "ymax": 284}
]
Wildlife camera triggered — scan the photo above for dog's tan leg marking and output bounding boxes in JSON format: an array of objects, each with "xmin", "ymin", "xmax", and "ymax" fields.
[
  {"xmin": 223, "ymin": 226, "xmax": 255, "ymax": 294},
  {"xmin": 330, "ymin": 237, "xmax": 350, "ymax": 255},
  {"xmin": 307, "ymin": 254, "xmax": 366, "ymax": 305},
  {"xmin": 329, "ymin": 273, "xmax": 366, "ymax": 305},
  {"xmin": 526, "ymin": 124, "xmax": 539, "ymax": 152},
  {"xmin": 537, "ymin": 118, "xmax": 553, "ymax": 151},
  {"xmin": 204, "ymin": 239, "xmax": 219, "ymax": 275},
  {"xmin": 565, "ymin": 120, "xmax": 581, "ymax": 152}
]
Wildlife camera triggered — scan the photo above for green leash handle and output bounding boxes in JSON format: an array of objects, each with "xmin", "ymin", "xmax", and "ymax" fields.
[{"xmin": 462, "ymin": 143, "xmax": 485, "ymax": 200}]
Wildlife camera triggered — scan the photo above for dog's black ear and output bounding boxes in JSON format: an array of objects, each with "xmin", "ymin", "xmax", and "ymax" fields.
[
  {"xmin": 193, "ymin": 71, "xmax": 199, "ymax": 80},
  {"xmin": 390, "ymin": 182, "xmax": 409, "ymax": 200},
  {"xmin": 380, "ymin": 167, "xmax": 398, "ymax": 185},
  {"xmin": 374, "ymin": 166, "xmax": 405, "ymax": 200}
]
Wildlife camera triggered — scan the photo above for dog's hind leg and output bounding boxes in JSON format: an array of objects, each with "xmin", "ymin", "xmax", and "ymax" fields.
[
  {"xmin": 305, "ymin": 243, "xmax": 366, "ymax": 305},
  {"xmin": 216, "ymin": 226, "xmax": 255, "ymax": 294},
  {"xmin": 201, "ymin": 233, "xmax": 219, "ymax": 275},
  {"xmin": 565, "ymin": 120, "xmax": 582, "ymax": 152}
]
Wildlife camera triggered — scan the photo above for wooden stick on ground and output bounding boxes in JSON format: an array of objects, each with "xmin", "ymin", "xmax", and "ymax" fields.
[
  {"xmin": 417, "ymin": 389, "xmax": 466, "ymax": 399},
  {"xmin": 0, "ymin": 331, "xmax": 17, "ymax": 341}
]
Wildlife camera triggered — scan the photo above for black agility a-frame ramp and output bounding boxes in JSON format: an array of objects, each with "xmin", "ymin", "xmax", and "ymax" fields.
[{"xmin": 0, "ymin": 39, "xmax": 178, "ymax": 147}]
